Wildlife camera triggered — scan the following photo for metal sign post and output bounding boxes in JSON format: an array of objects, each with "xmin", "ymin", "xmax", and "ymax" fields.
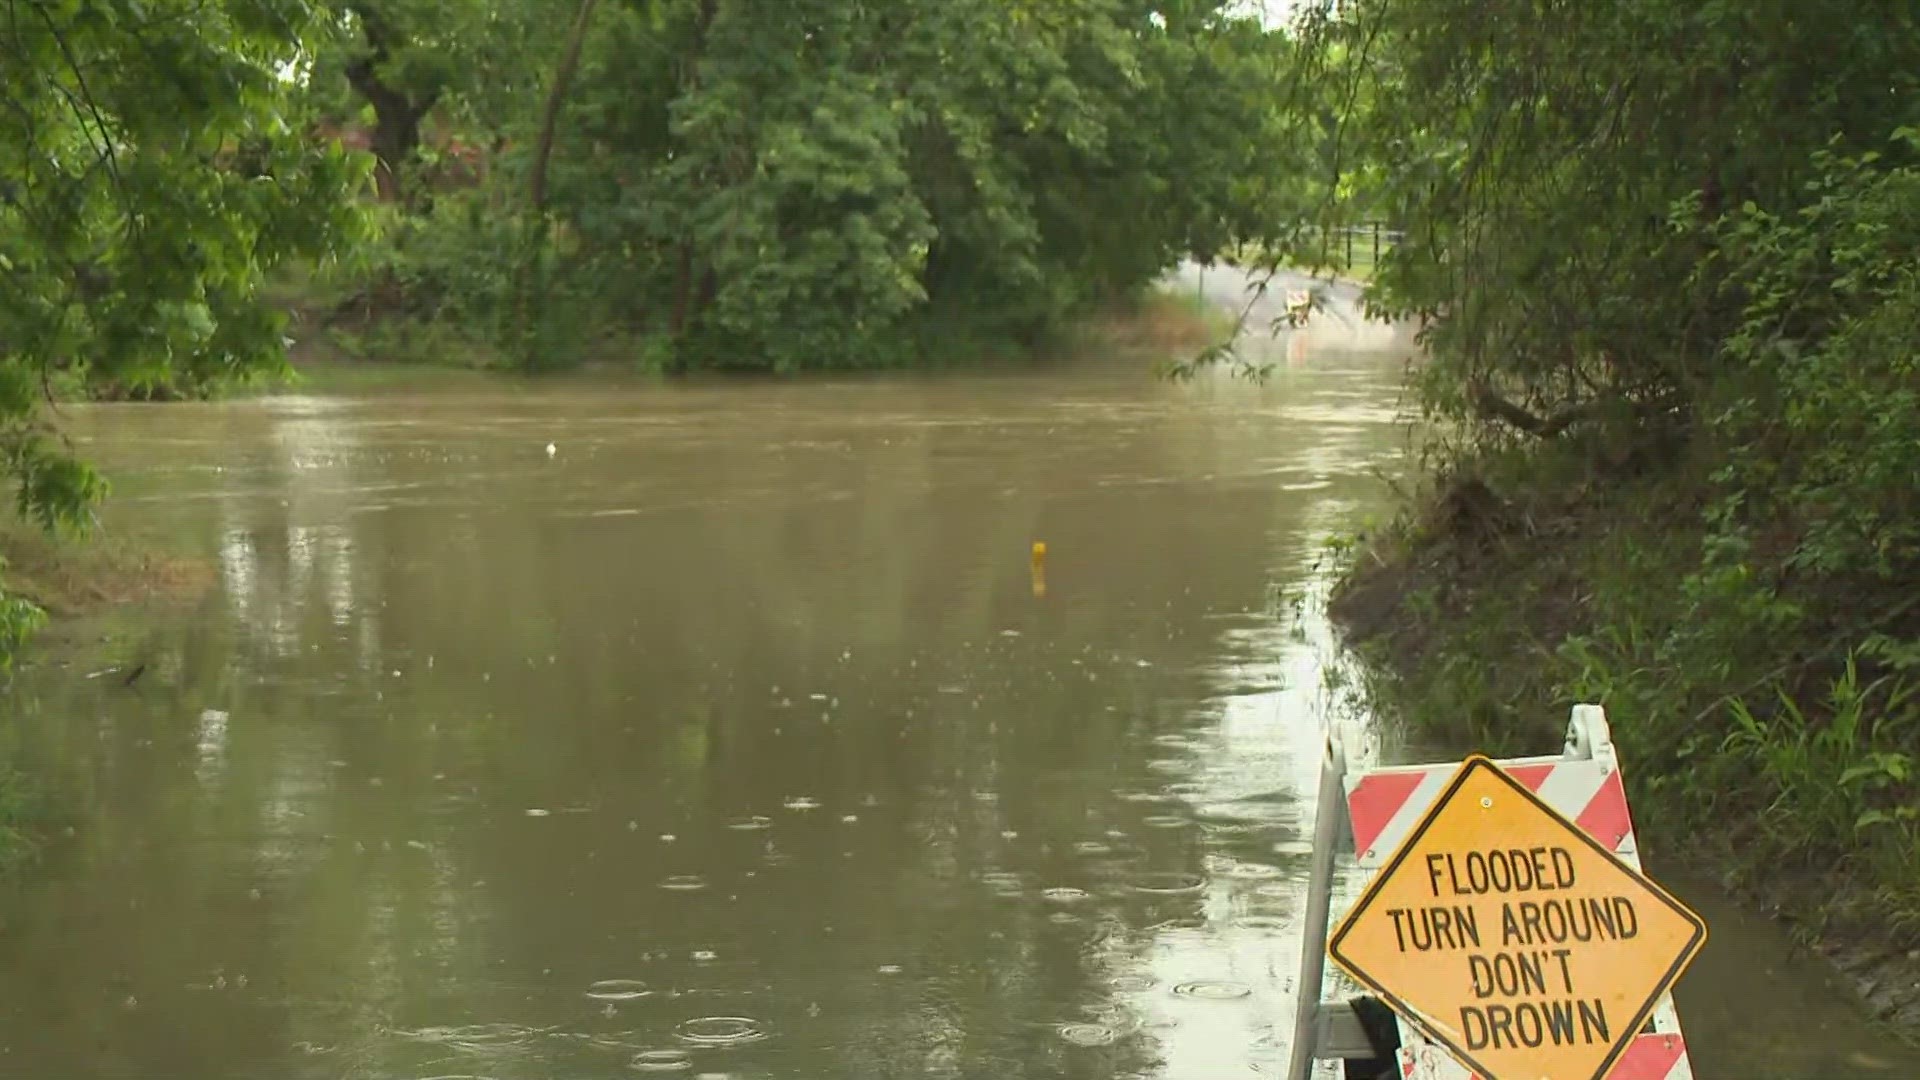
[
  {"xmin": 1287, "ymin": 732, "xmax": 1354, "ymax": 1080},
  {"xmin": 1289, "ymin": 706, "xmax": 1706, "ymax": 1080}
]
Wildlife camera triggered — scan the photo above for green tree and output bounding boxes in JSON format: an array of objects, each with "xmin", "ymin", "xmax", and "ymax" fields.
[
  {"xmin": 314, "ymin": 0, "xmax": 1298, "ymax": 373},
  {"xmin": 0, "ymin": 0, "xmax": 364, "ymax": 663},
  {"xmin": 310, "ymin": 0, "xmax": 520, "ymax": 203},
  {"xmin": 1278, "ymin": 0, "xmax": 1920, "ymax": 439},
  {"xmin": 661, "ymin": 0, "xmax": 1296, "ymax": 367},
  {"xmin": 1298, "ymin": 0, "xmax": 1920, "ymax": 940}
]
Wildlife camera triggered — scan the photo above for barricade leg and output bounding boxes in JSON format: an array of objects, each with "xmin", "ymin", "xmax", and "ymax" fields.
[{"xmin": 1287, "ymin": 733, "xmax": 1348, "ymax": 1080}]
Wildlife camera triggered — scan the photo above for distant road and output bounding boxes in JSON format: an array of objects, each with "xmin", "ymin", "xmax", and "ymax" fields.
[{"xmin": 1171, "ymin": 260, "xmax": 1416, "ymax": 357}]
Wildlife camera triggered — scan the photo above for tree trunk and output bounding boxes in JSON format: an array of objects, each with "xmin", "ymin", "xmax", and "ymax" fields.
[
  {"xmin": 670, "ymin": 243, "xmax": 694, "ymax": 335},
  {"xmin": 697, "ymin": 266, "xmax": 718, "ymax": 313},
  {"xmin": 530, "ymin": 0, "xmax": 601, "ymax": 211},
  {"xmin": 345, "ymin": 3, "xmax": 437, "ymax": 204},
  {"xmin": 665, "ymin": 0, "xmax": 722, "ymax": 340},
  {"xmin": 364, "ymin": 108, "xmax": 426, "ymax": 202}
]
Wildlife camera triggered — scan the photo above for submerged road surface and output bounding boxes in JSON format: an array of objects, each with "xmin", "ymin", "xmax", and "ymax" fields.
[{"xmin": 1, "ymin": 286, "xmax": 1913, "ymax": 1079}]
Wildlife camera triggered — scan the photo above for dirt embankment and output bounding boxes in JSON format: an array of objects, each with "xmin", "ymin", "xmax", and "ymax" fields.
[{"xmin": 1325, "ymin": 464, "xmax": 1920, "ymax": 1042}]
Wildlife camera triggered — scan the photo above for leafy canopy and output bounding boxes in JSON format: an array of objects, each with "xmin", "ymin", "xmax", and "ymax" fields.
[{"xmin": 0, "ymin": 0, "xmax": 366, "ymax": 661}]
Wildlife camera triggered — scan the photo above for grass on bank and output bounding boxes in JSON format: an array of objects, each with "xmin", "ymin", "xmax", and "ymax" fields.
[
  {"xmin": 1072, "ymin": 285, "xmax": 1239, "ymax": 357},
  {"xmin": 1326, "ymin": 440, "xmax": 1920, "ymax": 1025},
  {"xmin": 1, "ymin": 520, "xmax": 215, "ymax": 622}
]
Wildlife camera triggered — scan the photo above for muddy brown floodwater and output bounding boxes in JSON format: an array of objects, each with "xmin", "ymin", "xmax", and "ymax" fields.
[{"xmin": 0, "ymin": 269, "xmax": 1913, "ymax": 1079}]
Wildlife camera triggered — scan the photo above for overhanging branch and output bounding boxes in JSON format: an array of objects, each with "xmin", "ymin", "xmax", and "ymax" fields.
[{"xmin": 1468, "ymin": 382, "xmax": 1684, "ymax": 439}]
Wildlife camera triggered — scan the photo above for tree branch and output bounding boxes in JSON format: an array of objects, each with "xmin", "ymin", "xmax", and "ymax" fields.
[
  {"xmin": 33, "ymin": 4, "xmax": 124, "ymax": 206},
  {"xmin": 530, "ymin": 0, "xmax": 600, "ymax": 212},
  {"xmin": 1468, "ymin": 382, "xmax": 1681, "ymax": 439}
]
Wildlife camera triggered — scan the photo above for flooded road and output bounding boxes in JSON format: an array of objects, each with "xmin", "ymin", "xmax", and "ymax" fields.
[{"xmin": 0, "ymin": 274, "xmax": 1913, "ymax": 1078}]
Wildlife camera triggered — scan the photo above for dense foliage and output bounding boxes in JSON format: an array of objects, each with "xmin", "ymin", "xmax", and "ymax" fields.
[
  {"xmin": 1299, "ymin": 0, "xmax": 1920, "ymax": 948},
  {"xmin": 0, "ymin": 0, "xmax": 1301, "ymax": 663},
  {"xmin": 0, "ymin": 0, "xmax": 365, "ymax": 662},
  {"xmin": 310, "ymin": 0, "xmax": 1303, "ymax": 373}
]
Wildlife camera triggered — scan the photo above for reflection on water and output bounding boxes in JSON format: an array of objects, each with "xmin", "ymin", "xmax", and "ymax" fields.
[
  {"xmin": 1, "ymin": 325, "xmax": 1910, "ymax": 1078},
  {"xmin": 1, "ymin": 349, "xmax": 1402, "ymax": 1080}
]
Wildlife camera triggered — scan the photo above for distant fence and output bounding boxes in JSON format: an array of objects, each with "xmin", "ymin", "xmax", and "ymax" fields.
[
  {"xmin": 1230, "ymin": 221, "xmax": 1408, "ymax": 278},
  {"xmin": 1304, "ymin": 221, "xmax": 1406, "ymax": 276}
]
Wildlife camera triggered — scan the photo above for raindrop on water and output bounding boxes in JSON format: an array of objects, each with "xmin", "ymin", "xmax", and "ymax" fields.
[
  {"xmin": 1221, "ymin": 862, "xmax": 1282, "ymax": 880},
  {"xmin": 980, "ymin": 871, "xmax": 1025, "ymax": 896},
  {"xmin": 658, "ymin": 875, "xmax": 708, "ymax": 893},
  {"xmin": 1233, "ymin": 915, "xmax": 1291, "ymax": 932},
  {"xmin": 630, "ymin": 1050, "xmax": 693, "ymax": 1072},
  {"xmin": 1150, "ymin": 916, "xmax": 1209, "ymax": 933},
  {"xmin": 1128, "ymin": 872, "xmax": 1207, "ymax": 896},
  {"xmin": 673, "ymin": 1016, "xmax": 768, "ymax": 1046},
  {"xmin": 1058, "ymin": 1023, "xmax": 1119, "ymax": 1047},
  {"xmin": 1171, "ymin": 980, "xmax": 1253, "ymax": 1000},
  {"xmin": 586, "ymin": 979, "xmax": 651, "ymax": 1001}
]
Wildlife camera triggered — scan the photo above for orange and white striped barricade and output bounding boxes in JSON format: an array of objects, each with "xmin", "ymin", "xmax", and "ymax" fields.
[{"xmin": 1287, "ymin": 705, "xmax": 1705, "ymax": 1080}]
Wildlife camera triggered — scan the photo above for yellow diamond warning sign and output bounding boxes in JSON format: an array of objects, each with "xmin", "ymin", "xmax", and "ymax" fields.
[{"xmin": 1328, "ymin": 755, "xmax": 1706, "ymax": 1080}]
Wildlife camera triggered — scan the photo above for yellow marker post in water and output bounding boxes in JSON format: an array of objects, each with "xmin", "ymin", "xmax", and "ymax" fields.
[{"xmin": 1031, "ymin": 541, "xmax": 1047, "ymax": 598}]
